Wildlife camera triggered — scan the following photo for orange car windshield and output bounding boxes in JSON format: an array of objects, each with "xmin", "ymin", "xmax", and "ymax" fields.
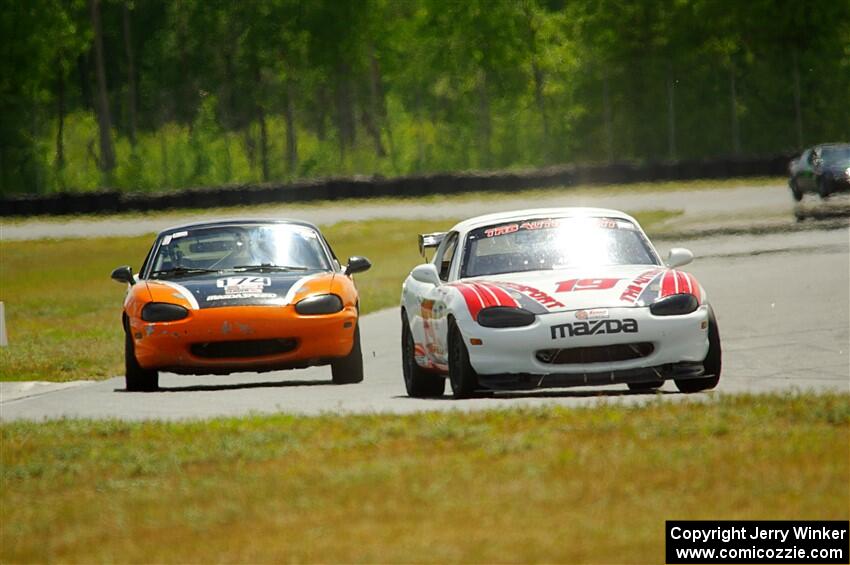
[{"xmin": 150, "ymin": 224, "xmax": 330, "ymax": 277}]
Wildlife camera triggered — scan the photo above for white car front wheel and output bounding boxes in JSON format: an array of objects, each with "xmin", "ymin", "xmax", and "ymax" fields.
[
  {"xmin": 448, "ymin": 321, "xmax": 479, "ymax": 399},
  {"xmin": 401, "ymin": 312, "xmax": 445, "ymax": 397},
  {"xmin": 675, "ymin": 308, "xmax": 721, "ymax": 393}
]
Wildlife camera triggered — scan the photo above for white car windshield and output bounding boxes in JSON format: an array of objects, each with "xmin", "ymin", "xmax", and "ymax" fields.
[
  {"xmin": 149, "ymin": 224, "xmax": 330, "ymax": 277},
  {"xmin": 461, "ymin": 217, "xmax": 659, "ymax": 278}
]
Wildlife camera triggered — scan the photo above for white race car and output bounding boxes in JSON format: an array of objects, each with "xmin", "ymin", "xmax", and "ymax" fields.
[{"xmin": 400, "ymin": 208, "xmax": 721, "ymax": 398}]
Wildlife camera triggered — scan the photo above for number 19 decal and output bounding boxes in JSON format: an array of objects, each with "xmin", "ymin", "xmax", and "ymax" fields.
[{"xmin": 556, "ymin": 278, "xmax": 620, "ymax": 292}]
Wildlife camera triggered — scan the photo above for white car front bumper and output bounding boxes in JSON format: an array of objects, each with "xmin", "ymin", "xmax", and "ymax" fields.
[{"xmin": 462, "ymin": 305, "xmax": 710, "ymax": 380}]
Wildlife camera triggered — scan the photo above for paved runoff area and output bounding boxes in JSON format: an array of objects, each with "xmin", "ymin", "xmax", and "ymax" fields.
[
  {"xmin": 0, "ymin": 183, "xmax": 806, "ymax": 241},
  {"xmin": 2, "ymin": 224, "xmax": 847, "ymax": 421}
]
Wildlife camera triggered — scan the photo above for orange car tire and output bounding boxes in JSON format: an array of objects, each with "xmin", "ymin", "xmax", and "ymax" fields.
[
  {"xmin": 125, "ymin": 331, "xmax": 159, "ymax": 392},
  {"xmin": 331, "ymin": 323, "xmax": 364, "ymax": 384}
]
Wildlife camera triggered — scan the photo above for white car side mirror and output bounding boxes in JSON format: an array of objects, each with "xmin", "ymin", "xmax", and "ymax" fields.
[
  {"xmin": 666, "ymin": 248, "xmax": 694, "ymax": 268},
  {"xmin": 411, "ymin": 263, "xmax": 442, "ymax": 286}
]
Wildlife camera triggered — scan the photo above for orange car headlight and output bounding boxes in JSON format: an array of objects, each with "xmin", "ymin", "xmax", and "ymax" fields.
[
  {"xmin": 141, "ymin": 302, "xmax": 189, "ymax": 322},
  {"xmin": 295, "ymin": 294, "xmax": 343, "ymax": 315}
]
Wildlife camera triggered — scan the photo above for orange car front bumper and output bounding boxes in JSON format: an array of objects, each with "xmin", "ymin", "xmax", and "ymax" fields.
[{"xmin": 128, "ymin": 304, "xmax": 358, "ymax": 374}]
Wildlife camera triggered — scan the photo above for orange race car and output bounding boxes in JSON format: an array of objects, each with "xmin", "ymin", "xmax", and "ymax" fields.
[{"xmin": 110, "ymin": 219, "xmax": 371, "ymax": 391}]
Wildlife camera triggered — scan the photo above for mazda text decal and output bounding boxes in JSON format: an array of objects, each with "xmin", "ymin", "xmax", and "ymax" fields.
[{"xmin": 550, "ymin": 318, "xmax": 638, "ymax": 339}]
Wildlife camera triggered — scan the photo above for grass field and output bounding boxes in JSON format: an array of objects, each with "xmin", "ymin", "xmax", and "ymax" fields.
[
  {"xmin": 0, "ymin": 212, "xmax": 679, "ymax": 382},
  {"xmin": 1, "ymin": 393, "xmax": 847, "ymax": 563}
]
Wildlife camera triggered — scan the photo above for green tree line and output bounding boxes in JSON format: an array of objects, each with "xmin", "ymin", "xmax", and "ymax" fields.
[{"xmin": 2, "ymin": 0, "xmax": 849, "ymax": 195}]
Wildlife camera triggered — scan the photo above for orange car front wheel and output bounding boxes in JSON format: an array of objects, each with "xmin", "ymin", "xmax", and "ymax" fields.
[
  {"xmin": 331, "ymin": 323, "xmax": 364, "ymax": 384},
  {"xmin": 125, "ymin": 331, "xmax": 159, "ymax": 392}
]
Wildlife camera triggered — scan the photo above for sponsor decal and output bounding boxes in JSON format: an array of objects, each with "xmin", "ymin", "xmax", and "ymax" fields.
[
  {"xmin": 484, "ymin": 224, "xmax": 520, "ymax": 238},
  {"xmin": 216, "ymin": 276, "xmax": 271, "ymax": 288},
  {"xmin": 519, "ymin": 218, "xmax": 561, "ymax": 231},
  {"xmin": 420, "ymin": 300, "xmax": 443, "ymax": 365},
  {"xmin": 412, "ymin": 343, "xmax": 435, "ymax": 368},
  {"xmin": 619, "ymin": 269, "xmax": 702, "ymax": 305},
  {"xmin": 575, "ymin": 308, "xmax": 609, "ymax": 320},
  {"xmin": 498, "ymin": 281, "xmax": 564, "ymax": 310},
  {"xmin": 557, "ymin": 278, "xmax": 621, "ymax": 292},
  {"xmin": 216, "ymin": 276, "xmax": 271, "ymax": 295},
  {"xmin": 550, "ymin": 318, "xmax": 638, "ymax": 339},
  {"xmin": 156, "ymin": 273, "xmax": 312, "ymax": 309},
  {"xmin": 207, "ymin": 292, "xmax": 278, "ymax": 301},
  {"xmin": 483, "ymin": 218, "xmax": 631, "ymax": 239},
  {"xmin": 420, "ymin": 299, "xmax": 437, "ymax": 319},
  {"xmin": 620, "ymin": 268, "xmax": 664, "ymax": 303},
  {"xmin": 483, "ymin": 219, "xmax": 561, "ymax": 238}
]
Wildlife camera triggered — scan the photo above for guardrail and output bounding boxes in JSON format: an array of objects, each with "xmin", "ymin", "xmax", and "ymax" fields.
[{"xmin": 0, "ymin": 154, "xmax": 790, "ymax": 217}]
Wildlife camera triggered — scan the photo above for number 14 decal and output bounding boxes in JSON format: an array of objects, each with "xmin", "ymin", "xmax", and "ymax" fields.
[{"xmin": 556, "ymin": 278, "xmax": 620, "ymax": 292}]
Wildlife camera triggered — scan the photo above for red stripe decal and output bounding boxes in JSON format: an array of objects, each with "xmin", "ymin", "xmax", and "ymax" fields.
[
  {"xmin": 482, "ymin": 283, "xmax": 520, "ymax": 308},
  {"xmin": 465, "ymin": 283, "xmax": 489, "ymax": 310},
  {"xmin": 684, "ymin": 272, "xmax": 694, "ymax": 294},
  {"xmin": 661, "ymin": 271, "xmax": 676, "ymax": 297},
  {"xmin": 676, "ymin": 271, "xmax": 689, "ymax": 294},
  {"xmin": 456, "ymin": 283, "xmax": 485, "ymax": 320},
  {"xmin": 471, "ymin": 282, "xmax": 498, "ymax": 308},
  {"xmin": 687, "ymin": 273, "xmax": 702, "ymax": 303}
]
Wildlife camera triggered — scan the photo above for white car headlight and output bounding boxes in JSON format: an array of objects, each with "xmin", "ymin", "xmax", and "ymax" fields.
[{"xmin": 845, "ymin": 167, "xmax": 850, "ymax": 180}]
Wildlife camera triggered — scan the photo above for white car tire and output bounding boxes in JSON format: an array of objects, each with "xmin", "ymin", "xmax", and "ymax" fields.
[
  {"xmin": 675, "ymin": 308, "xmax": 721, "ymax": 393},
  {"xmin": 448, "ymin": 320, "xmax": 479, "ymax": 399}
]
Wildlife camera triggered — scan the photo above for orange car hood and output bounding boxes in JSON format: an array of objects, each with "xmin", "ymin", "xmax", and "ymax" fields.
[{"xmin": 143, "ymin": 271, "xmax": 335, "ymax": 310}]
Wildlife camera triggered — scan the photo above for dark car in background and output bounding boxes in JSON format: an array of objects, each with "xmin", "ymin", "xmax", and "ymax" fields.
[{"xmin": 788, "ymin": 143, "xmax": 850, "ymax": 201}]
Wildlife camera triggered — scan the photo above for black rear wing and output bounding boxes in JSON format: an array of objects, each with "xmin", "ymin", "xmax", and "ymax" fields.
[{"xmin": 418, "ymin": 232, "xmax": 447, "ymax": 258}]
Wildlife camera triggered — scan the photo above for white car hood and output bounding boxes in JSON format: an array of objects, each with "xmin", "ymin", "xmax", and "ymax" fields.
[{"xmin": 456, "ymin": 264, "xmax": 700, "ymax": 314}]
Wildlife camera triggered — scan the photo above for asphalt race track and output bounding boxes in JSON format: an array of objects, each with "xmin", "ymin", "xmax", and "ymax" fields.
[{"xmin": 2, "ymin": 225, "xmax": 847, "ymax": 421}]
